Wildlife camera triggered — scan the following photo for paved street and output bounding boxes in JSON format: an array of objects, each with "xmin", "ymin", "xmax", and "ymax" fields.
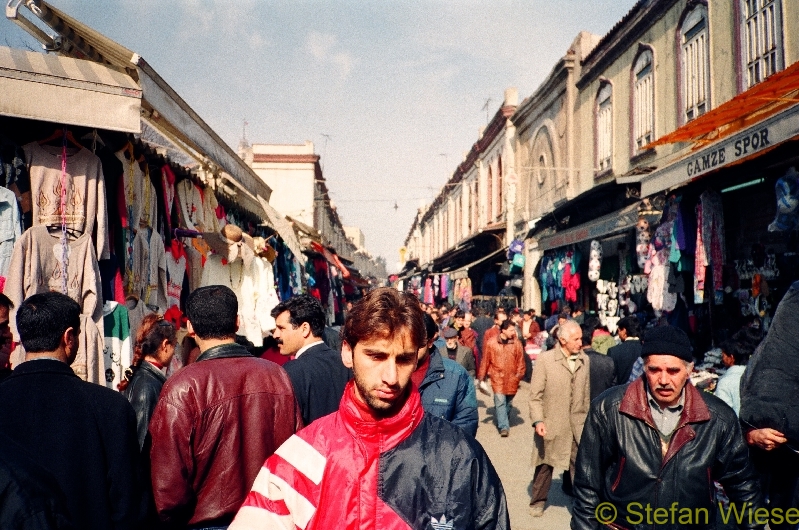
[{"xmin": 475, "ymin": 381, "xmax": 573, "ymax": 529}]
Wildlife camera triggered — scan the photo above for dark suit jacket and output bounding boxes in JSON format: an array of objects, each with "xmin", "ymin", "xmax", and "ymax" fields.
[
  {"xmin": 585, "ymin": 349, "xmax": 616, "ymax": 401},
  {"xmin": 283, "ymin": 342, "xmax": 353, "ymax": 425},
  {"xmin": 607, "ymin": 339, "xmax": 642, "ymax": 385},
  {"xmin": 0, "ymin": 433, "xmax": 76, "ymax": 530},
  {"xmin": 0, "ymin": 359, "xmax": 143, "ymax": 530}
]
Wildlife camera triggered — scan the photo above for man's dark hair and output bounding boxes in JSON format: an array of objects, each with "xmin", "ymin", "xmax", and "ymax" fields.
[
  {"xmin": 17, "ymin": 292, "xmax": 80, "ymax": 353},
  {"xmin": 499, "ymin": 319, "xmax": 514, "ymax": 331},
  {"xmin": 342, "ymin": 288, "xmax": 426, "ymax": 351},
  {"xmin": 270, "ymin": 295, "xmax": 325, "ymax": 338},
  {"xmin": 0, "ymin": 293, "xmax": 14, "ymax": 310},
  {"xmin": 617, "ymin": 316, "xmax": 641, "ymax": 338},
  {"xmin": 581, "ymin": 326, "xmax": 593, "ymax": 348},
  {"xmin": 186, "ymin": 285, "xmax": 238, "ymax": 340},
  {"xmin": 454, "ymin": 310, "xmax": 465, "ymax": 319},
  {"xmin": 423, "ymin": 313, "xmax": 438, "ymax": 342}
]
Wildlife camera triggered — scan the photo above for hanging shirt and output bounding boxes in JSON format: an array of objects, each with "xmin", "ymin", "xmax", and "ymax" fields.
[
  {"xmin": 102, "ymin": 301, "xmax": 131, "ymax": 390},
  {"xmin": 166, "ymin": 241, "xmax": 187, "ymax": 310},
  {"xmin": 0, "ymin": 186, "xmax": 21, "ymax": 277},
  {"xmin": 26, "ymin": 142, "xmax": 110, "ymax": 260}
]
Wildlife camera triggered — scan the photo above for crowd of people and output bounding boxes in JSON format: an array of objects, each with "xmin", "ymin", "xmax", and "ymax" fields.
[{"xmin": 0, "ymin": 281, "xmax": 798, "ymax": 529}]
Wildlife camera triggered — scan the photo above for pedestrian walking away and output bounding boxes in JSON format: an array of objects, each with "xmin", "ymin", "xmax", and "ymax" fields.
[{"xmin": 148, "ymin": 285, "xmax": 302, "ymax": 529}]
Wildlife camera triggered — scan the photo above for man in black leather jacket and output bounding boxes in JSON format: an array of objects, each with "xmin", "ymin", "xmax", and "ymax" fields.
[{"xmin": 572, "ymin": 325, "xmax": 764, "ymax": 530}]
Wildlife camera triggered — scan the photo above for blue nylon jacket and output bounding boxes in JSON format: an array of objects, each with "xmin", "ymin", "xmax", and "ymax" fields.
[{"xmin": 418, "ymin": 347, "xmax": 478, "ymax": 436}]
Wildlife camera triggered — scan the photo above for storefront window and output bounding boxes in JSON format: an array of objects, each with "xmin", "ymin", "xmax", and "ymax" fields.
[{"xmin": 681, "ymin": 5, "xmax": 709, "ymax": 122}]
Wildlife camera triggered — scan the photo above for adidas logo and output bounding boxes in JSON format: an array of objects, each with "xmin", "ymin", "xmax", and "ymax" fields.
[{"xmin": 430, "ymin": 514, "xmax": 454, "ymax": 530}]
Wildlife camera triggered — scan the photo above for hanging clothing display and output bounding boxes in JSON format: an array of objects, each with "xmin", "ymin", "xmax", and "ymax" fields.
[
  {"xmin": 6, "ymin": 225, "xmax": 103, "ymax": 327},
  {"xmin": 125, "ymin": 296, "xmax": 152, "ymax": 348},
  {"xmin": 102, "ymin": 301, "xmax": 131, "ymax": 389},
  {"xmin": 200, "ymin": 254, "xmax": 276, "ymax": 347},
  {"xmin": 145, "ymin": 230, "xmax": 168, "ymax": 313},
  {"xmin": 165, "ymin": 240, "xmax": 187, "ymax": 310},
  {"xmin": 25, "ymin": 142, "xmax": 110, "ymax": 260},
  {"xmin": 176, "ymin": 179, "xmax": 206, "ymax": 232},
  {"xmin": 0, "ymin": 186, "xmax": 21, "ymax": 277},
  {"xmin": 694, "ymin": 190, "xmax": 726, "ymax": 305}
]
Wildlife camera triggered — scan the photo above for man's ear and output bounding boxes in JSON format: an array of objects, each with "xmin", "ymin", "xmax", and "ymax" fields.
[
  {"xmin": 341, "ymin": 341, "xmax": 354, "ymax": 369},
  {"xmin": 301, "ymin": 321, "xmax": 312, "ymax": 339},
  {"xmin": 186, "ymin": 320, "xmax": 196, "ymax": 337}
]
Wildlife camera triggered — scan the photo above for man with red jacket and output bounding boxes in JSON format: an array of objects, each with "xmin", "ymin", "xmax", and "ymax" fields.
[
  {"xmin": 230, "ymin": 287, "xmax": 509, "ymax": 530},
  {"xmin": 149, "ymin": 285, "xmax": 302, "ymax": 529}
]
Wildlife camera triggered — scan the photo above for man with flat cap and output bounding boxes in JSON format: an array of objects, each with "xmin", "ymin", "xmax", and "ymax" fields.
[{"xmin": 571, "ymin": 325, "xmax": 764, "ymax": 530}]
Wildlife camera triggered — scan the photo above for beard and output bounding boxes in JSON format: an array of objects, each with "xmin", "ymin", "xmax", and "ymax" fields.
[{"xmin": 352, "ymin": 371, "xmax": 410, "ymax": 418}]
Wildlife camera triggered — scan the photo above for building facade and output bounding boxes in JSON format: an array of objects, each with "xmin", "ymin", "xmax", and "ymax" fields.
[{"xmin": 402, "ymin": 88, "xmax": 518, "ymax": 302}]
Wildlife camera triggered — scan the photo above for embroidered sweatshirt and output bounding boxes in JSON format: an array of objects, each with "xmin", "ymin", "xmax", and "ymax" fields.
[{"xmin": 24, "ymin": 142, "xmax": 110, "ymax": 260}]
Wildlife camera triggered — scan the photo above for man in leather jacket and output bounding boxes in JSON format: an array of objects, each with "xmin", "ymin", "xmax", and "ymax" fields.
[
  {"xmin": 572, "ymin": 325, "xmax": 764, "ymax": 530},
  {"xmin": 149, "ymin": 285, "xmax": 302, "ymax": 529}
]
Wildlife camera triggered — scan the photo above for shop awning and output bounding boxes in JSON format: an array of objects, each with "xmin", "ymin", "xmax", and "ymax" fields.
[
  {"xmin": 256, "ymin": 197, "xmax": 306, "ymax": 266},
  {"xmin": 0, "ymin": 45, "xmax": 141, "ymax": 132},
  {"xmin": 444, "ymin": 247, "xmax": 508, "ymax": 278},
  {"xmin": 536, "ymin": 202, "xmax": 641, "ymax": 251},
  {"xmin": 7, "ymin": 0, "xmax": 273, "ymax": 202},
  {"xmin": 309, "ymin": 241, "xmax": 350, "ymax": 278},
  {"xmin": 620, "ymin": 61, "xmax": 799, "ymax": 196}
]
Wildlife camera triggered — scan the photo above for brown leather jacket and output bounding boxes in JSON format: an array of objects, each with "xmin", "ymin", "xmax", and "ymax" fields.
[
  {"xmin": 477, "ymin": 333, "xmax": 525, "ymax": 396},
  {"xmin": 149, "ymin": 343, "xmax": 302, "ymax": 527}
]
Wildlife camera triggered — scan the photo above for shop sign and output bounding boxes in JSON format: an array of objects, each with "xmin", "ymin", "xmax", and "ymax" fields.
[
  {"xmin": 537, "ymin": 205, "xmax": 639, "ymax": 251},
  {"xmin": 639, "ymin": 104, "xmax": 799, "ymax": 196}
]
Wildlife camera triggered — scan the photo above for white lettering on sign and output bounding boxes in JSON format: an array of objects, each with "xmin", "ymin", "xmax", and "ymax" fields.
[{"xmin": 686, "ymin": 127, "xmax": 771, "ymax": 178}]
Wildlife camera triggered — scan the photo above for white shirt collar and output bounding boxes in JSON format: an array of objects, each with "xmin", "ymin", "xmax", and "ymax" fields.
[{"xmin": 295, "ymin": 340, "xmax": 324, "ymax": 359}]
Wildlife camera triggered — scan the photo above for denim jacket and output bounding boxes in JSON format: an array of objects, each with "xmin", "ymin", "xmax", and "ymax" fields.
[{"xmin": 0, "ymin": 186, "xmax": 21, "ymax": 277}]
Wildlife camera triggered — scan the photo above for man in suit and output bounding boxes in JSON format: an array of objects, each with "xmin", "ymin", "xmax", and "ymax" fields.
[
  {"xmin": 272, "ymin": 295, "xmax": 352, "ymax": 425},
  {"xmin": 607, "ymin": 316, "xmax": 642, "ymax": 385},
  {"xmin": 0, "ymin": 292, "xmax": 143, "ymax": 530}
]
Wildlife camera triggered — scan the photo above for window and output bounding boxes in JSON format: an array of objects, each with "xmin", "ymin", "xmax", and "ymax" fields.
[
  {"xmin": 682, "ymin": 6, "xmax": 709, "ymax": 121},
  {"xmin": 487, "ymin": 166, "xmax": 493, "ymax": 223},
  {"xmin": 471, "ymin": 181, "xmax": 478, "ymax": 232},
  {"xmin": 744, "ymin": 0, "xmax": 782, "ymax": 87},
  {"xmin": 596, "ymin": 83, "xmax": 613, "ymax": 172},
  {"xmin": 633, "ymin": 49, "xmax": 654, "ymax": 152},
  {"xmin": 497, "ymin": 157, "xmax": 503, "ymax": 218}
]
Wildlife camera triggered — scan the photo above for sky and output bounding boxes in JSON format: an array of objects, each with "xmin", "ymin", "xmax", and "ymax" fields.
[{"xmin": 2, "ymin": 0, "xmax": 637, "ymax": 273}]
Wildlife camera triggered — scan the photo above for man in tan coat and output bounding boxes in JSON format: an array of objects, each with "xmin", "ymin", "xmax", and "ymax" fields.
[
  {"xmin": 528, "ymin": 320, "xmax": 590, "ymax": 517},
  {"xmin": 477, "ymin": 319, "xmax": 525, "ymax": 437}
]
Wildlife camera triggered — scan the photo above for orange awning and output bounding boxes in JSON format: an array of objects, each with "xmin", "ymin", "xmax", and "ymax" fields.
[{"xmin": 646, "ymin": 61, "xmax": 799, "ymax": 150}]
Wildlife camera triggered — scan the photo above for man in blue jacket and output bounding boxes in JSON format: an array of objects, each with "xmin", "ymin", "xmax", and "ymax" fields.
[{"xmin": 411, "ymin": 313, "xmax": 478, "ymax": 436}]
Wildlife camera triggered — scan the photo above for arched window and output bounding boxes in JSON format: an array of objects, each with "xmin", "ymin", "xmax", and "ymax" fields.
[
  {"xmin": 596, "ymin": 82, "xmax": 613, "ymax": 172},
  {"xmin": 743, "ymin": 0, "xmax": 783, "ymax": 88},
  {"xmin": 681, "ymin": 5, "xmax": 709, "ymax": 121},
  {"xmin": 632, "ymin": 48, "xmax": 654, "ymax": 152}
]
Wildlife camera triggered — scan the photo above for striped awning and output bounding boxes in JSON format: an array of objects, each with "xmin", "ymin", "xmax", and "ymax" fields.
[{"xmin": 0, "ymin": 45, "xmax": 141, "ymax": 132}]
